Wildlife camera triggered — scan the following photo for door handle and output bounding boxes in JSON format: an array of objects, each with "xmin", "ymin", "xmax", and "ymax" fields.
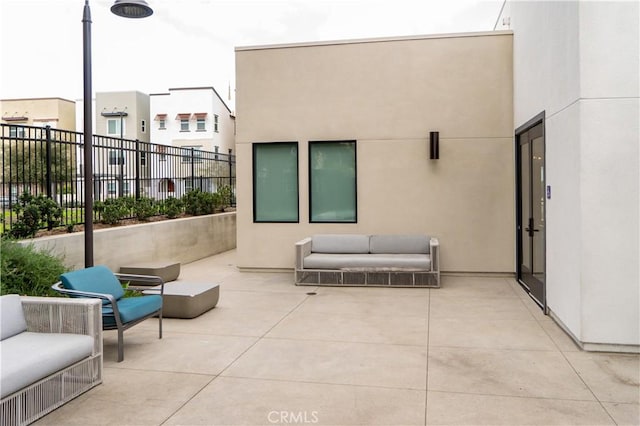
[{"xmin": 526, "ymin": 218, "xmax": 539, "ymax": 236}]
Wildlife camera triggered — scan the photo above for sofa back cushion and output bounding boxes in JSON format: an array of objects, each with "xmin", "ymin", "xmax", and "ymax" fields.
[
  {"xmin": 312, "ymin": 234, "xmax": 370, "ymax": 254},
  {"xmin": 369, "ymin": 234, "xmax": 430, "ymax": 254},
  {"xmin": 60, "ymin": 265, "xmax": 125, "ymax": 301},
  {"xmin": 0, "ymin": 294, "xmax": 27, "ymax": 341}
]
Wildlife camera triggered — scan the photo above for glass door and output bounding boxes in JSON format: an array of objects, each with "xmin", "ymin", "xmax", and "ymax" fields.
[{"xmin": 517, "ymin": 122, "xmax": 546, "ymax": 309}]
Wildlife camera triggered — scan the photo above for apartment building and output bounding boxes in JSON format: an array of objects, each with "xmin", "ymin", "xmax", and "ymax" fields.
[{"xmin": 1, "ymin": 97, "xmax": 76, "ymax": 132}]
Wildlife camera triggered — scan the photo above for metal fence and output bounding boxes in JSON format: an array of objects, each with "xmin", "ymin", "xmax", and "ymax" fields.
[{"xmin": 1, "ymin": 123, "xmax": 235, "ymax": 231}]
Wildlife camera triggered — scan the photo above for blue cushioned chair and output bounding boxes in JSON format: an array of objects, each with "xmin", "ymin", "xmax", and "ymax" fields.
[{"xmin": 52, "ymin": 265, "xmax": 164, "ymax": 362}]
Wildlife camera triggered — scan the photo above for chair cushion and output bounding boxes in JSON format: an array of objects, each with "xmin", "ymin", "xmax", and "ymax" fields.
[
  {"xmin": 61, "ymin": 265, "xmax": 125, "ymax": 301},
  {"xmin": 0, "ymin": 295, "xmax": 27, "ymax": 341},
  {"xmin": 304, "ymin": 253, "xmax": 431, "ymax": 270},
  {"xmin": 369, "ymin": 234, "xmax": 430, "ymax": 254},
  {"xmin": 0, "ymin": 331, "xmax": 93, "ymax": 398},
  {"xmin": 102, "ymin": 295, "xmax": 163, "ymax": 327},
  {"xmin": 311, "ymin": 234, "xmax": 370, "ymax": 254}
]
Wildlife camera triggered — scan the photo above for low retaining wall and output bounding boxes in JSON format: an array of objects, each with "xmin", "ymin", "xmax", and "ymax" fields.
[{"xmin": 20, "ymin": 212, "xmax": 236, "ymax": 271}]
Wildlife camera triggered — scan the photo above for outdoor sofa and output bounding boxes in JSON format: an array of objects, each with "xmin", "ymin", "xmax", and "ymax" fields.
[
  {"xmin": 295, "ymin": 234, "xmax": 440, "ymax": 287},
  {"xmin": 0, "ymin": 295, "xmax": 103, "ymax": 426}
]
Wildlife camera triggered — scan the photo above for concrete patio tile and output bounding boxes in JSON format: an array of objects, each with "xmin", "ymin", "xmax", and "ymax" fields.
[
  {"xmin": 426, "ymin": 391, "xmax": 615, "ymax": 425},
  {"xmin": 135, "ymin": 305, "xmax": 289, "ymax": 337},
  {"xmin": 539, "ymin": 319, "xmax": 582, "ymax": 352},
  {"xmin": 216, "ymin": 288, "xmax": 310, "ymax": 312},
  {"xmin": 520, "ymin": 294, "xmax": 551, "ymax": 322},
  {"xmin": 602, "ymin": 402, "xmax": 640, "ymax": 425},
  {"xmin": 316, "ymin": 285, "xmax": 430, "ymax": 297},
  {"xmin": 438, "ymin": 275, "xmax": 520, "ymax": 298},
  {"xmin": 102, "ymin": 329, "xmax": 258, "ymax": 375},
  {"xmin": 217, "ymin": 272, "xmax": 314, "ymax": 293},
  {"xmin": 165, "ymin": 376, "xmax": 426, "ymax": 425},
  {"xmin": 429, "ymin": 294, "xmax": 535, "ymax": 321},
  {"xmin": 221, "ymin": 337, "xmax": 427, "ymax": 390},
  {"xmin": 564, "ymin": 352, "xmax": 640, "ymax": 403},
  {"xmin": 294, "ymin": 291, "xmax": 429, "ymax": 319},
  {"xmin": 36, "ymin": 368, "xmax": 212, "ymax": 425},
  {"xmin": 429, "ymin": 317, "xmax": 558, "ymax": 350},
  {"xmin": 428, "ymin": 346, "xmax": 595, "ymax": 400},
  {"xmin": 266, "ymin": 310, "xmax": 428, "ymax": 346}
]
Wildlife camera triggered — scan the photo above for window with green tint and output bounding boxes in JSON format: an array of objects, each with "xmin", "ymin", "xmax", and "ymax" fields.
[
  {"xmin": 253, "ymin": 142, "xmax": 299, "ymax": 222},
  {"xmin": 309, "ymin": 140, "xmax": 357, "ymax": 223}
]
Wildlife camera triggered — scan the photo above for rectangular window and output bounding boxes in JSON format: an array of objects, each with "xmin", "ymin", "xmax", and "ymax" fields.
[
  {"xmin": 182, "ymin": 146, "xmax": 203, "ymax": 163},
  {"xmin": 108, "ymin": 150, "xmax": 125, "ymax": 165},
  {"xmin": 158, "ymin": 145, "xmax": 166, "ymax": 161},
  {"xmin": 141, "ymin": 120, "xmax": 146, "ymax": 133},
  {"xmin": 107, "ymin": 119, "xmax": 124, "ymax": 136},
  {"xmin": 214, "ymin": 114, "xmax": 219, "ymax": 132},
  {"xmin": 196, "ymin": 117, "xmax": 206, "ymax": 131},
  {"xmin": 253, "ymin": 142, "xmax": 298, "ymax": 222},
  {"xmin": 159, "ymin": 119, "xmax": 166, "ymax": 129},
  {"xmin": 185, "ymin": 178, "xmax": 194, "ymax": 193},
  {"xmin": 309, "ymin": 140, "xmax": 357, "ymax": 223},
  {"xmin": 9, "ymin": 126, "xmax": 25, "ymax": 138},
  {"xmin": 180, "ymin": 119, "xmax": 189, "ymax": 132},
  {"xmin": 107, "ymin": 182, "xmax": 116, "ymax": 195}
]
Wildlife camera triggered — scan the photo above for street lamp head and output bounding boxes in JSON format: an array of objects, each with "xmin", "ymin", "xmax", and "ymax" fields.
[{"xmin": 111, "ymin": 0, "xmax": 153, "ymax": 18}]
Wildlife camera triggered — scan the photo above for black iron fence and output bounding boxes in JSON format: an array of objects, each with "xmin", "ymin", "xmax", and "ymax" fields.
[{"xmin": 1, "ymin": 123, "xmax": 235, "ymax": 231}]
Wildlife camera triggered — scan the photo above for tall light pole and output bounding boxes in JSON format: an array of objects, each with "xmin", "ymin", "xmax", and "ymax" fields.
[{"xmin": 83, "ymin": 0, "xmax": 152, "ymax": 267}]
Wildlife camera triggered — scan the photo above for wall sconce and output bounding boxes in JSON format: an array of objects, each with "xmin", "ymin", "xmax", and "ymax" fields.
[{"xmin": 429, "ymin": 131, "xmax": 439, "ymax": 160}]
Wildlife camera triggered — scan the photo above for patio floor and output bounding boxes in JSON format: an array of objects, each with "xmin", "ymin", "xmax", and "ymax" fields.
[{"xmin": 38, "ymin": 250, "xmax": 639, "ymax": 425}]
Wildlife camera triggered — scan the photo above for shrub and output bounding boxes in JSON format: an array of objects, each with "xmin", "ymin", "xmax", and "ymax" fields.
[
  {"xmin": 216, "ymin": 185, "xmax": 233, "ymax": 210},
  {"xmin": 0, "ymin": 239, "xmax": 68, "ymax": 296},
  {"xmin": 183, "ymin": 189, "xmax": 216, "ymax": 216},
  {"xmin": 160, "ymin": 197, "xmax": 183, "ymax": 219},
  {"xmin": 133, "ymin": 197, "xmax": 157, "ymax": 221},
  {"xmin": 8, "ymin": 192, "xmax": 62, "ymax": 238},
  {"xmin": 94, "ymin": 198, "xmax": 129, "ymax": 225}
]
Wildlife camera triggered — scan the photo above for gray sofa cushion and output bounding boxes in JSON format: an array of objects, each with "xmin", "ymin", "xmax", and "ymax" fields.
[
  {"xmin": 369, "ymin": 234, "xmax": 430, "ymax": 254},
  {"xmin": 0, "ymin": 295, "xmax": 27, "ymax": 341},
  {"xmin": 0, "ymin": 331, "xmax": 94, "ymax": 398},
  {"xmin": 304, "ymin": 253, "xmax": 431, "ymax": 270},
  {"xmin": 311, "ymin": 234, "xmax": 370, "ymax": 254}
]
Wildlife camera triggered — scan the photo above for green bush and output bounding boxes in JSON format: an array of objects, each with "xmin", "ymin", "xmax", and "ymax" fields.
[
  {"xmin": 8, "ymin": 192, "xmax": 63, "ymax": 238},
  {"xmin": 182, "ymin": 189, "xmax": 216, "ymax": 216},
  {"xmin": 133, "ymin": 197, "xmax": 157, "ymax": 221},
  {"xmin": 94, "ymin": 198, "xmax": 129, "ymax": 224},
  {"xmin": 216, "ymin": 185, "xmax": 233, "ymax": 210},
  {"xmin": 0, "ymin": 239, "xmax": 68, "ymax": 296},
  {"xmin": 160, "ymin": 197, "xmax": 184, "ymax": 219}
]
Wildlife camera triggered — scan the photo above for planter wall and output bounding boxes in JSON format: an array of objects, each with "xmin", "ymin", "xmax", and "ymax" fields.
[{"xmin": 20, "ymin": 212, "xmax": 236, "ymax": 271}]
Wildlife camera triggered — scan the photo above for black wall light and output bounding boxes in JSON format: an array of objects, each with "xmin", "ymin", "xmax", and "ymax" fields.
[{"xmin": 429, "ymin": 131, "xmax": 439, "ymax": 160}]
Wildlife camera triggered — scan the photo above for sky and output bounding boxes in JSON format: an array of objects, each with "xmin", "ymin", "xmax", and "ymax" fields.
[{"xmin": 0, "ymin": 0, "xmax": 505, "ymax": 110}]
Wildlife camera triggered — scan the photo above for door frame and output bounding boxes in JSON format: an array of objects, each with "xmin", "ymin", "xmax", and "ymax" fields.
[{"xmin": 515, "ymin": 111, "xmax": 547, "ymax": 312}]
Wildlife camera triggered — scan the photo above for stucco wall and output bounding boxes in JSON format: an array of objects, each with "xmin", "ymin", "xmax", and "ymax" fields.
[
  {"xmin": 509, "ymin": 0, "xmax": 639, "ymax": 349},
  {"xmin": 20, "ymin": 212, "xmax": 236, "ymax": 272},
  {"xmin": 235, "ymin": 32, "xmax": 514, "ymax": 272}
]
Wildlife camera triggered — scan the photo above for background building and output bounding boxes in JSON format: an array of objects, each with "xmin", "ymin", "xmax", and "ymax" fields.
[
  {"xmin": 96, "ymin": 91, "xmax": 150, "ymax": 142},
  {"xmin": 150, "ymin": 86, "xmax": 235, "ymax": 155},
  {"xmin": 1, "ymin": 97, "xmax": 76, "ymax": 131}
]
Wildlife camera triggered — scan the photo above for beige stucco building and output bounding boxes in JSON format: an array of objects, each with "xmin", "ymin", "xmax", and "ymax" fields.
[
  {"xmin": 95, "ymin": 91, "xmax": 150, "ymax": 142},
  {"xmin": 235, "ymin": 31, "xmax": 514, "ymax": 273},
  {"xmin": 1, "ymin": 97, "xmax": 76, "ymax": 130}
]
